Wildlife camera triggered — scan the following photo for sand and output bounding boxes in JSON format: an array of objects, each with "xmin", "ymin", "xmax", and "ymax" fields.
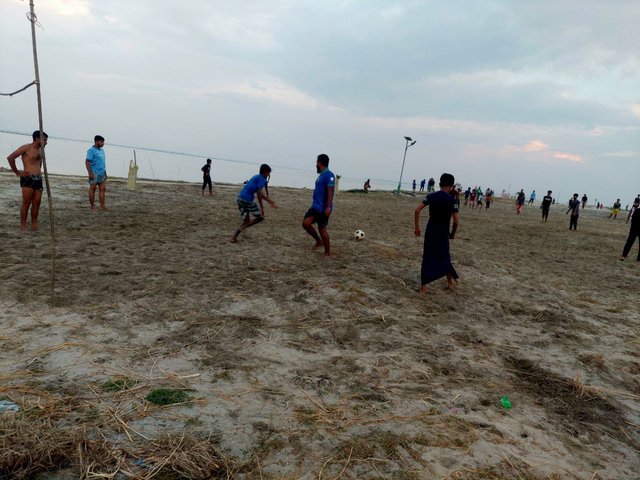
[{"xmin": 0, "ymin": 172, "xmax": 639, "ymax": 479}]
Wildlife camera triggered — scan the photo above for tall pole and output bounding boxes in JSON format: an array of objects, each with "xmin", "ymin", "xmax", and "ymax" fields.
[
  {"xmin": 396, "ymin": 139, "xmax": 409, "ymax": 193},
  {"xmin": 29, "ymin": 0, "xmax": 56, "ymax": 303}
]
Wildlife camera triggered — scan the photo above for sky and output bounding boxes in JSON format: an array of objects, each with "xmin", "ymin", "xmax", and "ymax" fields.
[{"xmin": 1, "ymin": 0, "xmax": 639, "ymax": 204}]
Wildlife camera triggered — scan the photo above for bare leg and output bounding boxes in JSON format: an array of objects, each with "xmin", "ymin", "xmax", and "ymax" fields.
[
  {"xmin": 98, "ymin": 183, "xmax": 108, "ymax": 210},
  {"xmin": 20, "ymin": 187, "xmax": 34, "ymax": 232},
  {"xmin": 31, "ymin": 190, "xmax": 43, "ymax": 230},
  {"xmin": 420, "ymin": 284, "xmax": 429, "ymax": 295},
  {"xmin": 318, "ymin": 226, "xmax": 330, "ymax": 256},
  {"xmin": 446, "ymin": 273, "xmax": 456, "ymax": 290},
  {"xmin": 303, "ymin": 217, "xmax": 323, "ymax": 249},
  {"xmin": 231, "ymin": 215, "xmax": 263, "ymax": 242},
  {"xmin": 89, "ymin": 184, "xmax": 97, "ymax": 210}
]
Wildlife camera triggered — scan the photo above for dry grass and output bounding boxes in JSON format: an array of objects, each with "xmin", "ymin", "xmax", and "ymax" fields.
[{"xmin": 0, "ymin": 415, "xmax": 230, "ymax": 480}]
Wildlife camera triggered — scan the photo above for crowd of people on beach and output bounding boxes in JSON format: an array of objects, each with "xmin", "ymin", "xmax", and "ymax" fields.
[{"xmin": 5, "ymin": 131, "xmax": 640, "ymax": 295}]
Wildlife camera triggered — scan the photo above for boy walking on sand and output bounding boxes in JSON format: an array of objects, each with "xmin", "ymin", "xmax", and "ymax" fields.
[
  {"xmin": 86, "ymin": 135, "xmax": 108, "ymax": 211},
  {"xmin": 515, "ymin": 190, "xmax": 525, "ymax": 214},
  {"xmin": 201, "ymin": 159, "xmax": 213, "ymax": 196},
  {"xmin": 302, "ymin": 154, "xmax": 335, "ymax": 257},
  {"xmin": 541, "ymin": 190, "xmax": 553, "ymax": 223},
  {"xmin": 6, "ymin": 130, "xmax": 48, "ymax": 231},
  {"xmin": 566, "ymin": 193, "xmax": 580, "ymax": 230},
  {"xmin": 414, "ymin": 173, "xmax": 459, "ymax": 294},
  {"xmin": 231, "ymin": 164, "xmax": 276, "ymax": 242},
  {"xmin": 609, "ymin": 199, "xmax": 622, "ymax": 219}
]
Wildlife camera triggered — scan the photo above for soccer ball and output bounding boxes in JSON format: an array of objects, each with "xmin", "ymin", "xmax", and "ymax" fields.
[{"xmin": 354, "ymin": 230, "xmax": 365, "ymax": 240}]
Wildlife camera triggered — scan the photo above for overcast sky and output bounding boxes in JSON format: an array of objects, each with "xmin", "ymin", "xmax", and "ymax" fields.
[{"xmin": 1, "ymin": 0, "xmax": 638, "ymax": 203}]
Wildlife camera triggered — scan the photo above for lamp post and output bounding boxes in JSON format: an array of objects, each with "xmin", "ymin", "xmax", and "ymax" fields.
[{"xmin": 396, "ymin": 136, "xmax": 417, "ymax": 193}]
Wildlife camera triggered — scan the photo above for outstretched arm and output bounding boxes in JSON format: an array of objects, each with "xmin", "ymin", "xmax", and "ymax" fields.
[{"xmin": 414, "ymin": 203, "xmax": 426, "ymax": 236}]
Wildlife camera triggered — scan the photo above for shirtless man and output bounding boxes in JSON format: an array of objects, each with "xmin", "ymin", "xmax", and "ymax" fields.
[{"xmin": 6, "ymin": 130, "xmax": 48, "ymax": 231}]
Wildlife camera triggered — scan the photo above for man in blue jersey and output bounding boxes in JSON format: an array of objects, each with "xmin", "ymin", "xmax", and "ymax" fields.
[
  {"xmin": 85, "ymin": 135, "xmax": 108, "ymax": 211},
  {"xmin": 231, "ymin": 164, "xmax": 276, "ymax": 243},
  {"xmin": 303, "ymin": 153, "xmax": 335, "ymax": 257}
]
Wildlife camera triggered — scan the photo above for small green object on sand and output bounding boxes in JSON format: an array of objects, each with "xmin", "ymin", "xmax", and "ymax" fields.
[
  {"xmin": 146, "ymin": 389, "xmax": 190, "ymax": 406},
  {"xmin": 500, "ymin": 396, "xmax": 512, "ymax": 409}
]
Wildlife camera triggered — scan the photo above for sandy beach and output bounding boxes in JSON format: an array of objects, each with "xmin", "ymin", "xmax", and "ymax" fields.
[{"xmin": 1, "ymin": 172, "xmax": 639, "ymax": 479}]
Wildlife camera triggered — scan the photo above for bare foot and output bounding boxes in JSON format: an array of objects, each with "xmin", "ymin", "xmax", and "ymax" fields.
[
  {"xmin": 312, "ymin": 241, "xmax": 323, "ymax": 250},
  {"xmin": 100, "ymin": 206, "xmax": 110, "ymax": 211},
  {"xmin": 420, "ymin": 285, "xmax": 429, "ymax": 295},
  {"xmin": 31, "ymin": 223, "xmax": 39, "ymax": 231},
  {"xmin": 20, "ymin": 224, "xmax": 27, "ymax": 233},
  {"xmin": 230, "ymin": 238, "xmax": 238, "ymax": 243},
  {"xmin": 90, "ymin": 207, "xmax": 97, "ymax": 213}
]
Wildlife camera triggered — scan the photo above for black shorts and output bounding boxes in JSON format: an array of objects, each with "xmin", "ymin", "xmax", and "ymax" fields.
[
  {"xmin": 304, "ymin": 208, "xmax": 329, "ymax": 228},
  {"xmin": 20, "ymin": 175, "xmax": 43, "ymax": 191}
]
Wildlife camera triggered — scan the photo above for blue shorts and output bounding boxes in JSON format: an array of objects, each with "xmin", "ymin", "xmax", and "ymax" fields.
[{"xmin": 89, "ymin": 173, "xmax": 107, "ymax": 185}]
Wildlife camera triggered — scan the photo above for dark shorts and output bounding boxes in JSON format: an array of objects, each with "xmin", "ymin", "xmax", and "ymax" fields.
[
  {"xmin": 304, "ymin": 208, "xmax": 329, "ymax": 228},
  {"xmin": 20, "ymin": 175, "xmax": 43, "ymax": 191}
]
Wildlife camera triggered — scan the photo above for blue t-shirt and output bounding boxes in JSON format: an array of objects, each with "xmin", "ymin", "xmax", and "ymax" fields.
[
  {"xmin": 239, "ymin": 174, "xmax": 268, "ymax": 202},
  {"xmin": 86, "ymin": 146, "xmax": 106, "ymax": 175},
  {"xmin": 312, "ymin": 169, "xmax": 336, "ymax": 212}
]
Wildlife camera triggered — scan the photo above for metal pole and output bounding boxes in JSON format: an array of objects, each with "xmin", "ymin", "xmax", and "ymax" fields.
[
  {"xmin": 29, "ymin": 0, "xmax": 56, "ymax": 303},
  {"xmin": 396, "ymin": 139, "xmax": 409, "ymax": 193}
]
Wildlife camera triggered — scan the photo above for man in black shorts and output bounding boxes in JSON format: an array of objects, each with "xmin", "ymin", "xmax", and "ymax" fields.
[
  {"xmin": 201, "ymin": 159, "xmax": 212, "ymax": 196},
  {"xmin": 6, "ymin": 130, "xmax": 48, "ymax": 231},
  {"xmin": 303, "ymin": 154, "xmax": 335, "ymax": 257}
]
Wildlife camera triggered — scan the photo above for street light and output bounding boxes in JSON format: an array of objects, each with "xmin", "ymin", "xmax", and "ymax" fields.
[{"xmin": 396, "ymin": 136, "xmax": 417, "ymax": 193}]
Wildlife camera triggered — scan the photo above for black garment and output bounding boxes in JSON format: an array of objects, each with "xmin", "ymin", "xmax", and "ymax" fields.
[
  {"xmin": 622, "ymin": 209, "xmax": 640, "ymax": 260},
  {"xmin": 420, "ymin": 191, "xmax": 458, "ymax": 285},
  {"xmin": 202, "ymin": 175, "xmax": 212, "ymax": 192},
  {"xmin": 201, "ymin": 163, "xmax": 212, "ymax": 192},
  {"xmin": 20, "ymin": 174, "xmax": 43, "ymax": 191},
  {"xmin": 304, "ymin": 208, "xmax": 329, "ymax": 228},
  {"xmin": 570, "ymin": 215, "xmax": 578, "ymax": 230}
]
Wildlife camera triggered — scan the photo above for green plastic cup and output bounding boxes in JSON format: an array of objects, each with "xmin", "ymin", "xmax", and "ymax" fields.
[{"xmin": 500, "ymin": 396, "xmax": 512, "ymax": 409}]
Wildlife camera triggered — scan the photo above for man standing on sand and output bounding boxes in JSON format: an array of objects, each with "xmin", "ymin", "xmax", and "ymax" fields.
[
  {"xmin": 412, "ymin": 179, "xmax": 417, "ymax": 194},
  {"xmin": 231, "ymin": 164, "xmax": 276, "ymax": 243},
  {"xmin": 485, "ymin": 188, "xmax": 494, "ymax": 210},
  {"xmin": 420, "ymin": 178, "xmax": 426, "ymax": 192},
  {"xmin": 86, "ymin": 135, "xmax": 108, "ymax": 211},
  {"xmin": 609, "ymin": 199, "xmax": 622, "ymax": 219},
  {"xmin": 566, "ymin": 193, "xmax": 580, "ymax": 230},
  {"xmin": 515, "ymin": 190, "xmax": 525, "ymax": 214},
  {"xmin": 201, "ymin": 158, "xmax": 213, "ymax": 196},
  {"xmin": 541, "ymin": 190, "xmax": 553, "ymax": 223},
  {"xmin": 302, "ymin": 154, "xmax": 335, "ymax": 257},
  {"xmin": 6, "ymin": 130, "xmax": 48, "ymax": 231},
  {"xmin": 414, "ymin": 173, "xmax": 459, "ymax": 294},
  {"xmin": 528, "ymin": 190, "xmax": 536, "ymax": 204},
  {"xmin": 581, "ymin": 194, "xmax": 588, "ymax": 209},
  {"xmin": 620, "ymin": 206, "xmax": 640, "ymax": 262}
]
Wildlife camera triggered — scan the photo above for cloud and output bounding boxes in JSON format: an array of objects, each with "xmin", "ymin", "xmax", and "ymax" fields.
[
  {"xmin": 507, "ymin": 140, "xmax": 549, "ymax": 152},
  {"xmin": 41, "ymin": 0, "xmax": 91, "ymax": 17},
  {"xmin": 603, "ymin": 151, "xmax": 639, "ymax": 158},
  {"xmin": 504, "ymin": 141, "xmax": 582, "ymax": 162},
  {"xmin": 633, "ymin": 103, "xmax": 640, "ymax": 118},
  {"xmin": 553, "ymin": 152, "xmax": 583, "ymax": 162}
]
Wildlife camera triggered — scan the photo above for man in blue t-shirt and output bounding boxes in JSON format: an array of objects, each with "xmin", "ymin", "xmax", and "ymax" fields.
[
  {"xmin": 303, "ymin": 153, "xmax": 335, "ymax": 257},
  {"xmin": 85, "ymin": 134, "xmax": 108, "ymax": 211},
  {"xmin": 231, "ymin": 164, "xmax": 276, "ymax": 243}
]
